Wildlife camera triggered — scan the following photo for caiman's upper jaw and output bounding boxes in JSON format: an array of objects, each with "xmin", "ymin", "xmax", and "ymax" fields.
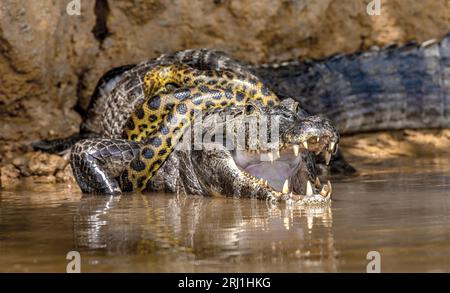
[
  {"xmin": 285, "ymin": 115, "xmax": 340, "ymax": 165},
  {"xmin": 281, "ymin": 134, "xmax": 338, "ymax": 165}
]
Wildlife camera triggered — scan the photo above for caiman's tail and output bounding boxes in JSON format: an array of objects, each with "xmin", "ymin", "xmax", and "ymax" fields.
[{"xmin": 254, "ymin": 34, "xmax": 450, "ymax": 134}]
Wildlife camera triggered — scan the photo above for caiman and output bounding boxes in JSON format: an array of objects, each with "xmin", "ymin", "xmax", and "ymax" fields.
[{"xmin": 33, "ymin": 33, "xmax": 450, "ymax": 204}]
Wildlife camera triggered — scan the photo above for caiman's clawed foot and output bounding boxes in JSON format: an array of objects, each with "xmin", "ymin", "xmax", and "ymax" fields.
[{"xmin": 70, "ymin": 138, "xmax": 141, "ymax": 195}]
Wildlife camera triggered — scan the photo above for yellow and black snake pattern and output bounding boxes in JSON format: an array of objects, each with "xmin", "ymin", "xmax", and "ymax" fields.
[
  {"xmin": 120, "ymin": 64, "xmax": 280, "ymax": 191},
  {"xmin": 125, "ymin": 64, "xmax": 278, "ymax": 141}
]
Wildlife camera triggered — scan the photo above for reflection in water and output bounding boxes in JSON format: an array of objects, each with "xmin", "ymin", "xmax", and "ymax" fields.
[
  {"xmin": 72, "ymin": 194, "xmax": 337, "ymax": 271},
  {"xmin": 2, "ymin": 157, "xmax": 450, "ymax": 272}
]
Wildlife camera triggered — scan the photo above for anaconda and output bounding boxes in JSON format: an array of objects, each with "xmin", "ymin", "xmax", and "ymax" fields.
[
  {"xmin": 111, "ymin": 65, "xmax": 282, "ymax": 193},
  {"xmin": 119, "ymin": 64, "xmax": 279, "ymax": 192},
  {"xmin": 128, "ymin": 63, "xmax": 277, "ymax": 141}
]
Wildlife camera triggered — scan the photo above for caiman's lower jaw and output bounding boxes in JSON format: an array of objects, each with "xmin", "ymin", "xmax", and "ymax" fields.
[{"xmin": 233, "ymin": 141, "xmax": 335, "ymax": 204}]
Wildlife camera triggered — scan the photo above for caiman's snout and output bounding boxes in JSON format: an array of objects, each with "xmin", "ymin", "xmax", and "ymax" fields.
[
  {"xmin": 283, "ymin": 115, "xmax": 339, "ymax": 165},
  {"xmin": 231, "ymin": 102, "xmax": 339, "ymax": 205}
]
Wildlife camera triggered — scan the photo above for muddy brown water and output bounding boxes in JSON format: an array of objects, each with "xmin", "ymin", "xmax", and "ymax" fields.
[{"xmin": 1, "ymin": 157, "xmax": 450, "ymax": 272}]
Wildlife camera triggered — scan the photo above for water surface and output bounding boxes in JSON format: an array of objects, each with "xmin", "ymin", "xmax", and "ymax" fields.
[{"xmin": 1, "ymin": 158, "xmax": 450, "ymax": 272}]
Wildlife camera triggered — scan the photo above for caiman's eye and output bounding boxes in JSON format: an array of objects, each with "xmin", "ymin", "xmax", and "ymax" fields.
[
  {"xmin": 245, "ymin": 104, "xmax": 255, "ymax": 114},
  {"xmin": 293, "ymin": 102, "xmax": 310, "ymax": 117}
]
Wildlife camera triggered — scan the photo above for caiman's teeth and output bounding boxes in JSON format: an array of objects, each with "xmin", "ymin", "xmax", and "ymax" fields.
[
  {"xmin": 293, "ymin": 144, "xmax": 300, "ymax": 156},
  {"xmin": 264, "ymin": 179, "xmax": 268, "ymax": 187},
  {"xmin": 319, "ymin": 180, "xmax": 333, "ymax": 197},
  {"xmin": 325, "ymin": 151, "xmax": 331, "ymax": 165},
  {"xmin": 306, "ymin": 180, "xmax": 313, "ymax": 196},
  {"xmin": 302, "ymin": 141, "xmax": 308, "ymax": 149},
  {"xmin": 329, "ymin": 142, "xmax": 336, "ymax": 152},
  {"xmin": 327, "ymin": 180, "xmax": 332, "ymax": 195},
  {"xmin": 315, "ymin": 177, "xmax": 321, "ymax": 188},
  {"xmin": 320, "ymin": 186, "xmax": 328, "ymax": 197},
  {"xmin": 282, "ymin": 179, "xmax": 289, "ymax": 194},
  {"xmin": 316, "ymin": 137, "xmax": 320, "ymax": 142}
]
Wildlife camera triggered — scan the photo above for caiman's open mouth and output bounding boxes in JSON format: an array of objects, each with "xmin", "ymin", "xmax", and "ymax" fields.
[{"xmin": 233, "ymin": 134, "xmax": 337, "ymax": 203}]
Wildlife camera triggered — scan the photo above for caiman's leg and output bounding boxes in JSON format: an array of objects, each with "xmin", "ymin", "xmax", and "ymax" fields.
[{"xmin": 71, "ymin": 138, "xmax": 141, "ymax": 194}]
